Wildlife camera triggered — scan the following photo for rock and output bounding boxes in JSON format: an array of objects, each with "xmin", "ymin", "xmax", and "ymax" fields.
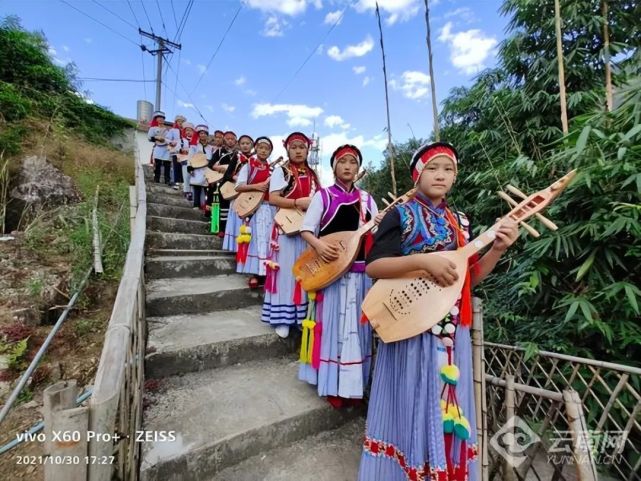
[
  {"xmin": 12, "ymin": 307, "xmax": 41, "ymax": 326},
  {"xmin": 0, "ymin": 381, "xmax": 10, "ymax": 399},
  {"xmin": 0, "ymin": 354, "xmax": 9, "ymax": 371},
  {"xmin": 21, "ymin": 400, "xmax": 39, "ymax": 410},
  {"xmin": 5, "ymin": 155, "xmax": 81, "ymax": 231}
]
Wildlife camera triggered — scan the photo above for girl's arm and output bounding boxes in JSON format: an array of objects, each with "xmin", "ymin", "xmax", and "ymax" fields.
[{"xmin": 470, "ymin": 220, "xmax": 519, "ymax": 288}]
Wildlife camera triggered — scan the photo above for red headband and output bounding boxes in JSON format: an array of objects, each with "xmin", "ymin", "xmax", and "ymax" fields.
[
  {"xmin": 411, "ymin": 145, "xmax": 457, "ymax": 183},
  {"xmin": 223, "ymin": 131, "xmax": 237, "ymax": 138},
  {"xmin": 284, "ymin": 133, "xmax": 311, "ymax": 148},
  {"xmin": 333, "ymin": 146, "xmax": 360, "ymax": 165}
]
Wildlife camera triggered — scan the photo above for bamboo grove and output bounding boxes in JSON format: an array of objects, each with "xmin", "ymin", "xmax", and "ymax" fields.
[{"xmin": 364, "ymin": 0, "xmax": 641, "ymax": 365}]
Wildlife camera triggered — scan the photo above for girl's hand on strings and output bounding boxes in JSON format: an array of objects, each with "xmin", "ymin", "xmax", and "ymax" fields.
[
  {"xmin": 315, "ymin": 239, "xmax": 339, "ymax": 262},
  {"xmin": 255, "ymin": 180, "xmax": 269, "ymax": 192},
  {"xmin": 374, "ymin": 212, "xmax": 385, "ymax": 225},
  {"xmin": 491, "ymin": 219, "xmax": 519, "ymax": 253},
  {"xmin": 419, "ymin": 255, "xmax": 459, "ymax": 287}
]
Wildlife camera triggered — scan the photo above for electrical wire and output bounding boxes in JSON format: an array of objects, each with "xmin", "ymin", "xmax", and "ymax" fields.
[
  {"xmin": 91, "ymin": 0, "xmax": 138, "ymax": 30},
  {"xmin": 58, "ymin": 0, "xmax": 138, "ymax": 46}
]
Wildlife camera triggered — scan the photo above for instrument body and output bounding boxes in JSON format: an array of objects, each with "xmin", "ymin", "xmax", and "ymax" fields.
[
  {"xmin": 293, "ymin": 188, "xmax": 416, "ymax": 292},
  {"xmin": 293, "ymin": 230, "xmax": 365, "ymax": 291},
  {"xmin": 220, "ymin": 181, "xmax": 239, "ymax": 200},
  {"xmin": 363, "ymin": 170, "xmax": 577, "ymax": 343},
  {"xmin": 274, "ymin": 208, "xmax": 305, "ymax": 235},
  {"xmin": 205, "ymin": 169, "xmax": 224, "ymax": 184},
  {"xmin": 234, "ymin": 157, "xmax": 285, "ymax": 218},
  {"xmin": 154, "ymin": 127, "xmax": 168, "ymax": 146}
]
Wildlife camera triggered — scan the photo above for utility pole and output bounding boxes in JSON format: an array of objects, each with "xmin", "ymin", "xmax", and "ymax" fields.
[{"xmin": 139, "ymin": 29, "xmax": 181, "ymax": 112}]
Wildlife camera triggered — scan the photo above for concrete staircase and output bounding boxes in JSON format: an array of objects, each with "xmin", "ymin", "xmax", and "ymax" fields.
[{"xmin": 139, "ymin": 168, "xmax": 364, "ymax": 481}]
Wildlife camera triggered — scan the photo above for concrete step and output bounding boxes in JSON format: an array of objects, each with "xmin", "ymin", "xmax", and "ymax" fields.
[
  {"xmin": 149, "ymin": 216, "xmax": 210, "ymax": 235},
  {"xmin": 146, "ymin": 255, "xmax": 236, "ymax": 279},
  {"xmin": 148, "ymin": 183, "xmax": 184, "ymax": 196},
  {"xmin": 148, "ymin": 192, "xmax": 194, "ymax": 208},
  {"xmin": 149, "ymin": 202, "xmax": 205, "ymax": 221},
  {"xmin": 148, "ymin": 248, "xmax": 229, "ymax": 257},
  {"xmin": 210, "ymin": 419, "xmax": 364, "ymax": 481},
  {"xmin": 146, "ymin": 274, "xmax": 262, "ymax": 317},
  {"xmin": 140, "ymin": 358, "xmax": 360, "ymax": 481},
  {"xmin": 145, "ymin": 306, "xmax": 298, "ymax": 378},
  {"xmin": 147, "ymin": 232, "xmax": 223, "ymax": 250}
]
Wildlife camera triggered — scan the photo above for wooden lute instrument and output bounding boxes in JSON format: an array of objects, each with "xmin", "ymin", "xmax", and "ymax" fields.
[
  {"xmin": 292, "ymin": 187, "xmax": 416, "ymax": 292},
  {"xmin": 234, "ymin": 157, "xmax": 285, "ymax": 218},
  {"xmin": 362, "ymin": 170, "xmax": 577, "ymax": 343}
]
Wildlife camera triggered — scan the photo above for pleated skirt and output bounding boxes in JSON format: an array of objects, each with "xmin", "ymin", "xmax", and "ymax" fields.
[
  {"xmin": 298, "ymin": 272, "xmax": 373, "ymax": 399},
  {"xmin": 236, "ymin": 202, "xmax": 275, "ymax": 276},
  {"xmin": 223, "ymin": 199, "xmax": 241, "ymax": 252},
  {"xmin": 357, "ymin": 327, "xmax": 478, "ymax": 481},
  {"xmin": 261, "ymin": 234, "xmax": 308, "ymax": 327}
]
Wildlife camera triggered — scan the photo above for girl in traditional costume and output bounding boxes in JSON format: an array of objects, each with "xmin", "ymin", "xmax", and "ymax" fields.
[
  {"xmin": 298, "ymin": 145, "xmax": 382, "ymax": 408},
  {"xmin": 147, "ymin": 110, "xmax": 171, "ymax": 184},
  {"xmin": 208, "ymin": 131, "xmax": 238, "ymax": 240},
  {"xmin": 187, "ymin": 124, "xmax": 213, "ymax": 210},
  {"xmin": 221, "ymin": 134, "xmax": 252, "ymax": 248},
  {"xmin": 167, "ymin": 114, "xmax": 186, "ymax": 190},
  {"xmin": 262, "ymin": 132, "xmax": 320, "ymax": 338},
  {"xmin": 179, "ymin": 122, "xmax": 195, "ymax": 200},
  {"xmin": 235, "ymin": 136, "xmax": 277, "ymax": 288},
  {"xmin": 357, "ymin": 142, "xmax": 518, "ymax": 481}
]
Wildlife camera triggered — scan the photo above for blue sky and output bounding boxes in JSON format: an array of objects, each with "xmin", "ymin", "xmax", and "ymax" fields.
[{"xmin": 2, "ymin": 0, "xmax": 508, "ymax": 179}]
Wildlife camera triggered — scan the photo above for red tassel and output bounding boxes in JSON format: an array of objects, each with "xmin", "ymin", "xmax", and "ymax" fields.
[
  {"xmin": 293, "ymin": 279, "xmax": 303, "ymax": 305},
  {"xmin": 360, "ymin": 312, "xmax": 369, "ymax": 325},
  {"xmin": 312, "ymin": 320, "xmax": 322, "ymax": 369},
  {"xmin": 236, "ymin": 243, "xmax": 249, "ymax": 265}
]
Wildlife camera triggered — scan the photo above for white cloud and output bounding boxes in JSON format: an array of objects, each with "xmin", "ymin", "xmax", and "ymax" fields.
[
  {"xmin": 327, "ymin": 36, "xmax": 374, "ymax": 61},
  {"xmin": 245, "ymin": 88, "xmax": 258, "ymax": 96},
  {"xmin": 83, "ymin": 37, "xmax": 92, "ymax": 44},
  {"xmin": 181, "ymin": 58, "xmax": 192, "ymax": 65},
  {"xmin": 353, "ymin": 65, "xmax": 366, "ymax": 75},
  {"xmin": 316, "ymin": 44, "xmax": 324, "ymax": 55},
  {"xmin": 235, "ymin": 76, "xmax": 247, "ymax": 86},
  {"xmin": 206, "ymin": 105, "xmax": 215, "ymax": 112},
  {"xmin": 177, "ymin": 99, "xmax": 195, "ymax": 109},
  {"xmin": 390, "ymin": 70, "xmax": 430, "ymax": 100},
  {"xmin": 47, "ymin": 46, "xmax": 71, "ymax": 66},
  {"xmin": 196, "ymin": 64, "xmax": 207, "ymax": 74},
  {"xmin": 438, "ymin": 21, "xmax": 497, "ymax": 74},
  {"xmin": 324, "ymin": 115, "xmax": 350, "ymax": 130},
  {"xmin": 324, "ymin": 10, "xmax": 343, "ymax": 25},
  {"xmin": 252, "ymin": 102, "xmax": 323, "ymax": 128},
  {"xmin": 362, "ymin": 76, "xmax": 371, "ymax": 86},
  {"xmin": 62, "ymin": 45, "xmax": 70, "ymax": 52},
  {"xmin": 221, "ymin": 103, "xmax": 236, "ymax": 113},
  {"xmin": 263, "ymin": 15, "xmax": 288, "ymax": 37},
  {"xmin": 317, "ymin": 132, "xmax": 388, "ymax": 184},
  {"xmin": 444, "ymin": 7, "xmax": 476, "ymax": 23},
  {"xmin": 354, "ymin": 0, "xmax": 421, "ymax": 25},
  {"xmin": 242, "ymin": 0, "xmax": 321, "ymax": 16}
]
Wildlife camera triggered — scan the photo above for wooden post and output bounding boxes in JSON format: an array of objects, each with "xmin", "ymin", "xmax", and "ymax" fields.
[
  {"xmin": 563, "ymin": 389, "xmax": 598, "ymax": 481},
  {"xmin": 472, "ymin": 298, "xmax": 488, "ymax": 481},
  {"xmin": 602, "ymin": 0, "xmax": 613, "ymax": 112},
  {"xmin": 503, "ymin": 375, "xmax": 518, "ymax": 481},
  {"xmin": 129, "ymin": 185, "xmax": 138, "ymax": 234},
  {"xmin": 43, "ymin": 380, "xmax": 88, "ymax": 481},
  {"xmin": 375, "ymin": 1, "xmax": 397, "ymax": 196},
  {"xmin": 424, "ymin": 0, "xmax": 440, "ymax": 141},
  {"xmin": 554, "ymin": 0, "xmax": 569, "ymax": 135},
  {"xmin": 92, "ymin": 186, "xmax": 103, "ymax": 274}
]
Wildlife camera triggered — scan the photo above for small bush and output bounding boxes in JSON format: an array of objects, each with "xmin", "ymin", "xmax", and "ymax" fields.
[{"xmin": 0, "ymin": 82, "xmax": 31, "ymax": 121}]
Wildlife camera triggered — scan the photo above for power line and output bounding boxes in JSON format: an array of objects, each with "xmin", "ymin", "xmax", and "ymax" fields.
[
  {"xmin": 126, "ymin": 0, "xmax": 142, "ymax": 28},
  {"xmin": 170, "ymin": 0, "xmax": 179, "ymax": 31},
  {"xmin": 174, "ymin": 0, "xmax": 194, "ymax": 43},
  {"xmin": 164, "ymin": 61, "xmax": 209, "ymax": 124},
  {"xmin": 91, "ymin": 0, "xmax": 137, "ymax": 30},
  {"xmin": 78, "ymin": 77, "xmax": 154, "ymax": 82},
  {"xmin": 273, "ymin": 4, "xmax": 349, "ymax": 101},
  {"xmin": 140, "ymin": 0, "xmax": 154, "ymax": 33},
  {"xmin": 58, "ymin": 0, "xmax": 138, "ymax": 47},
  {"xmin": 190, "ymin": 5, "xmax": 243, "ymax": 95},
  {"xmin": 155, "ymin": 0, "xmax": 170, "ymax": 38}
]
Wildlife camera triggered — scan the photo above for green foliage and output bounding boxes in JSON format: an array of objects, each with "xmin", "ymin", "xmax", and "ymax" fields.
[
  {"xmin": 7, "ymin": 337, "xmax": 29, "ymax": 370},
  {"xmin": 0, "ymin": 16, "xmax": 132, "ymax": 154},
  {"xmin": 364, "ymin": 0, "xmax": 641, "ymax": 365}
]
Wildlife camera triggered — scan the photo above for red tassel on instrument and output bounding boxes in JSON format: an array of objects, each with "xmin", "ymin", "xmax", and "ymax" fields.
[
  {"xmin": 364, "ymin": 231, "xmax": 374, "ymax": 256},
  {"xmin": 360, "ymin": 312, "xmax": 369, "ymax": 325},
  {"xmin": 312, "ymin": 321, "xmax": 322, "ymax": 369}
]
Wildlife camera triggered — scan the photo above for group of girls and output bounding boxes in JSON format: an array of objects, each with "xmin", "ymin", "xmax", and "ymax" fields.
[{"xmin": 150, "ymin": 110, "xmax": 521, "ymax": 481}]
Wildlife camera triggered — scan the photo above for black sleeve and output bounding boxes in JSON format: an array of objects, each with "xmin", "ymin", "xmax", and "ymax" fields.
[
  {"xmin": 150, "ymin": 136, "xmax": 156, "ymax": 142},
  {"xmin": 367, "ymin": 208, "xmax": 402, "ymax": 264},
  {"xmin": 222, "ymin": 156, "xmax": 238, "ymax": 183}
]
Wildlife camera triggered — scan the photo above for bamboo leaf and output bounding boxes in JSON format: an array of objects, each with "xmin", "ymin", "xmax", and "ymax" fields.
[
  {"xmin": 575, "ymin": 126, "xmax": 591, "ymax": 155},
  {"xmin": 617, "ymin": 146, "xmax": 627, "ymax": 160},
  {"xmin": 576, "ymin": 252, "xmax": 596, "ymax": 281},
  {"xmin": 624, "ymin": 284, "xmax": 640, "ymax": 315},
  {"xmin": 579, "ymin": 301, "xmax": 594, "ymax": 323},
  {"xmin": 564, "ymin": 301, "xmax": 580, "ymax": 322}
]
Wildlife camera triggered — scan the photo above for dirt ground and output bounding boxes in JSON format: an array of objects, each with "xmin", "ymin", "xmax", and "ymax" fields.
[{"xmin": 0, "ymin": 234, "xmax": 119, "ymax": 479}]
